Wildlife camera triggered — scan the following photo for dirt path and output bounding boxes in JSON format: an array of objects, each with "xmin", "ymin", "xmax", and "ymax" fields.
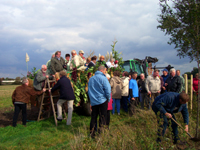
[{"xmin": 0, "ymin": 105, "xmax": 39, "ymax": 127}]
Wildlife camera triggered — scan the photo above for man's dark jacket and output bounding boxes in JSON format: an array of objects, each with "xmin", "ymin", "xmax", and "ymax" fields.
[
  {"xmin": 50, "ymin": 57, "xmax": 65, "ymax": 74},
  {"xmin": 165, "ymin": 75, "xmax": 181, "ymax": 93},
  {"xmin": 137, "ymin": 79, "xmax": 147, "ymax": 93},
  {"xmin": 152, "ymin": 92, "xmax": 189, "ymax": 124},
  {"xmin": 51, "ymin": 76, "xmax": 75, "ymax": 100}
]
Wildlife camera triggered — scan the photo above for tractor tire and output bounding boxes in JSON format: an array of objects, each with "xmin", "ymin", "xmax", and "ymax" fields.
[{"xmin": 82, "ymin": 102, "xmax": 91, "ymax": 116}]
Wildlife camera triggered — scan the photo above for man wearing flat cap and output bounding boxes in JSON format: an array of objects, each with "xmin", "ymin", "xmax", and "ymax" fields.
[{"xmin": 79, "ymin": 50, "xmax": 86, "ymax": 64}]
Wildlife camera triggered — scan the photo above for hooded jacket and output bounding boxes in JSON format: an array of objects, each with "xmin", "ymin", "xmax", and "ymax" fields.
[
  {"xmin": 121, "ymin": 76, "xmax": 129, "ymax": 96},
  {"xmin": 88, "ymin": 71, "xmax": 111, "ymax": 106},
  {"xmin": 110, "ymin": 76, "xmax": 123, "ymax": 99}
]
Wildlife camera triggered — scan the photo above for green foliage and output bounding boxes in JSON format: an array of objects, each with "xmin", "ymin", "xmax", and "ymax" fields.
[
  {"xmin": 191, "ymin": 67, "xmax": 199, "ymax": 76},
  {"xmin": 27, "ymin": 67, "xmax": 40, "ymax": 79},
  {"xmin": 72, "ymin": 71, "xmax": 88, "ymax": 106},
  {"xmin": 12, "ymin": 77, "xmax": 22, "ymax": 85},
  {"xmin": 183, "ymin": 67, "xmax": 199, "ymax": 79},
  {"xmin": 111, "ymin": 40, "xmax": 124, "ymax": 72},
  {"xmin": 157, "ymin": 0, "xmax": 200, "ymax": 62},
  {"xmin": 184, "ymin": 72, "xmax": 192, "ymax": 79}
]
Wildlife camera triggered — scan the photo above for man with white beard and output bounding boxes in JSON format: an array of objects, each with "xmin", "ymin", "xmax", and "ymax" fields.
[{"xmin": 33, "ymin": 64, "xmax": 54, "ymax": 91}]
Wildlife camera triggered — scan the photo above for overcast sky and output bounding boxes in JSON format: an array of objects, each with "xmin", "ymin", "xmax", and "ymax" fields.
[{"xmin": 0, "ymin": 0, "xmax": 196, "ymax": 78}]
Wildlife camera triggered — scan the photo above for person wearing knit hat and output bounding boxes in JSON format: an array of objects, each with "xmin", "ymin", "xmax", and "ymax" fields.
[{"xmin": 161, "ymin": 68, "xmax": 169, "ymax": 94}]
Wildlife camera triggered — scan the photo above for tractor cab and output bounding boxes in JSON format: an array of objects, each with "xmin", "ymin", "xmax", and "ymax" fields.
[{"xmin": 122, "ymin": 56, "xmax": 159, "ymax": 77}]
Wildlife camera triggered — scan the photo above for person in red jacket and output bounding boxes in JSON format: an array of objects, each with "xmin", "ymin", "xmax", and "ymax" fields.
[
  {"xmin": 193, "ymin": 73, "xmax": 199, "ymax": 93},
  {"xmin": 106, "ymin": 73, "xmax": 113, "ymax": 127}
]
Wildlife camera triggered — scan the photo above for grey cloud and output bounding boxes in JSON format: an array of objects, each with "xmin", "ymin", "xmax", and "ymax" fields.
[{"xmin": 0, "ymin": 0, "xmax": 196, "ymax": 78}]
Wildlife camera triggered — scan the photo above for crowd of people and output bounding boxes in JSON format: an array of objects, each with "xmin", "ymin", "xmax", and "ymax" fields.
[{"xmin": 12, "ymin": 49, "xmax": 197, "ymax": 145}]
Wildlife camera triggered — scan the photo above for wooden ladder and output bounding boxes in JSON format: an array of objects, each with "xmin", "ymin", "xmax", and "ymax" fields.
[{"xmin": 37, "ymin": 78, "xmax": 67, "ymax": 126}]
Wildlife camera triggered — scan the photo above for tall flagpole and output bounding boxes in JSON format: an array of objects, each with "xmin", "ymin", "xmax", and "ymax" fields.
[
  {"xmin": 26, "ymin": 53, "xmax": 30, "ymax": 75},
  {"xmin": 26, "ymin": 62, "xmax": 28, "ymax": 74}
]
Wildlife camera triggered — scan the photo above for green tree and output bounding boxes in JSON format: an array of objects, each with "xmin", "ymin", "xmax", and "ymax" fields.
[
  {"xmin": 191, "ymin": 67, "xmax": 199, "ymax": 76},
  {"xmin": 183, "ymin": 72, "xmax": 191, "ymax": 79},
  {"xmin": 157, "ymin": 0, "xmax": 200, "ymax": 138},
  {"xmin": 111, "ymin": 40, "xmax": 124, "ymax": 72}
]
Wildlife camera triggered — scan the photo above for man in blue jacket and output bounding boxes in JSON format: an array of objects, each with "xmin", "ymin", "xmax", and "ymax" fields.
[
  {"xmin": 129, "ymin": 72, "xmax": 139, "ymax": 116},
  {"xmin": 88, "ymin": 65, "xmax": 111, "ymax": 138},
  {"xmin": 152, "ymin": 92, "xmax": 189, "ymax": 144}
]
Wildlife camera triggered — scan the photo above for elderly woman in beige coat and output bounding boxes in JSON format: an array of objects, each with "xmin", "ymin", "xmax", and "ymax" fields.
[
  {"xmin": 121, "ymin": 71, "xmax": 129, "ymax": 112},
  {"xmin": 110, "ymin": 71, "xmax": 123, "ymax": 115}
]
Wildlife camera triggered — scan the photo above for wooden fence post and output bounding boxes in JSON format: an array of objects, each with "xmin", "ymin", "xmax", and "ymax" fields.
[
  {"xmin": 184, "ymin": 74, "xmax": 188, "ymax": 108},
  {"xmin": 184, "ymin": 74, "xmax": 188, "ymax": 94},
  {"xmin": 190, "ymin": 75, "xmax": 193, "ymax": 110}
]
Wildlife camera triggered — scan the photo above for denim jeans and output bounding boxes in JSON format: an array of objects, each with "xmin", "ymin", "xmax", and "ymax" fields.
[
  {"xmin": 121, "ymin": 96, "xmax": 128, "ymax": 112},
  {"xmin": 112, "ymin": 99, "xmax": 121, "ymax": 114},
  {"xmin": 152, "ymin": 108, "xmax": 179, "ymax": 144},
  {"xmin": 13, "ymin": 103, "xmax": 27, "ymax": 127}
]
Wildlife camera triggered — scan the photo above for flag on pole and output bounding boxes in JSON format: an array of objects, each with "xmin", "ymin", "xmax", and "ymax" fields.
[{"xmin": 26, "ymin": 53, "xmax": 29, "ymax": 62}]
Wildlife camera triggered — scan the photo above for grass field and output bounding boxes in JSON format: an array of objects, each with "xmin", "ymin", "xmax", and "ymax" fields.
[
  {"xmin": 0, "ymin": 85, "xmax": 199, "ymax": 150},
  {"xmin": 0, "ymin": 85, "xmax": 18, "ymax": 108}
]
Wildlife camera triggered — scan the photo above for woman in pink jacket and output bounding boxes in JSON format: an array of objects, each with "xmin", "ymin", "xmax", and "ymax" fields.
[
  {"xmin": 193, "ymin": 73, "xmax": 199, "ymax": 94},
  {"xmin": 106, "ymin": 73, "xmax": 113, "ymax": 127}
]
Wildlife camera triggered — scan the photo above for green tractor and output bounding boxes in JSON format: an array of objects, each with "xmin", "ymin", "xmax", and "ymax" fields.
[{"xmin": 122, "ymin": 56, "xmax": 159, "ymax": 77}]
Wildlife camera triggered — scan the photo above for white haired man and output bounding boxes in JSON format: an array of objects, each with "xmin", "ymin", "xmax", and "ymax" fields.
[
  {"xmin": 70, "ymin": 50, "xmax": 86, "ymax": 70},
  {"xmin": 33, "ymin": 64, "xmax": 54, "ymax": 91},
  {"xmin": 106, "ymin": 58, "xmax": 115, "ymax": 68},
  {"xmin": 12, "ymin": 77, "xmax": 46, "ymax": 127},
  {"xmin": 165, "ymin": 68, "xmax": 182, "ymax": 93}
]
